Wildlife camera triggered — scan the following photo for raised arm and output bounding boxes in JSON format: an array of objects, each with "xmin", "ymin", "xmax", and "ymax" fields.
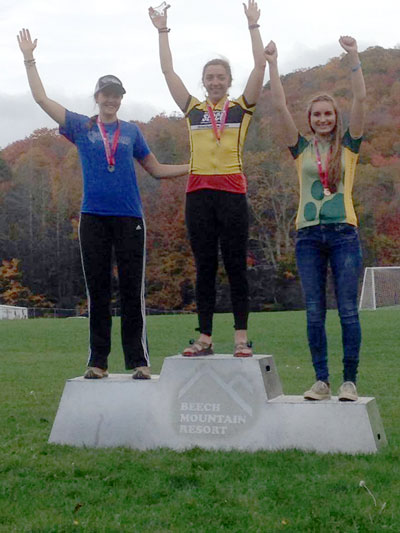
[
  {"xmin": 17, "ymin": 29, "xmax": 66, "ymax": 126},
  {"xmin": 138, "ymin": 152, "xmax": 189, "ymax": 179},
  {"xmin": 339, "ymin": 36, "xmax": 366, "ymax": 139},
  {"xmin": 264, "ymin": 40, "xmax": 298, "ymax": 146},
  {"xmin": 148, "ymin": 5, "xmax": 190, "ymax": 112},
  {"xmin": 242, "ymin": 0, "xmax": 266, "ymax": 105}
]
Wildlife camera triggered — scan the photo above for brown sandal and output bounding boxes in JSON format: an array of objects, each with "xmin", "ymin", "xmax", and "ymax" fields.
[
  {"xmin": 182, "ymin": 339, "xmax": 214, "ymax": 357},
  {"xmin": 233, "ymin": 341, "xmax": 253, "ymax": 358}
]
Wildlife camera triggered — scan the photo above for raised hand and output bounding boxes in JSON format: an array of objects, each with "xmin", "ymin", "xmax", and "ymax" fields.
[
  {"xmin": 339, "ymin": 35, "xmax": 358, "ymax": 54},
  {"xmin": 264, "ymin": 40, "xmax": 278, "ymax": 63},
  {"xmin": 243, "ymin": 0, "xmax": 260, "ymax": 25},
  {"xmin": 17, "ymin": 28, "xmax": 37, "ymax": 59},
  {"xmin": 148, "ymin": 3, "xmax": 170, "ymax": 30}
]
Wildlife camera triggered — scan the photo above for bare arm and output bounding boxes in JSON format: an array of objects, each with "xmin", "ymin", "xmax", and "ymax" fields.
[
  {"xmin": 339, "ymin": 36, "xmax": 366, "ymax": 139},
  {"xmin": 148, "ymin": 5, "xmax": 190, "ymax": 112},
  {"xmin": 242, "ymin": 0, "xmax": 266, "ymax": 105},
  {"xmin": 17, "ymin": 29, "xmax": 66, "ymax": 126},
  {"xmin": 139, "ymin": 152, "xmax": 189, "ymax": 179},
  {"xmin": 264, "ymin": 41, "xmax": 298, "ymax": 146}
]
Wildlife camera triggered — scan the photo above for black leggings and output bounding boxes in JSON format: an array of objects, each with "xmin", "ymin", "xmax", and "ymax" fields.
[
  {"xmin": 79, "ymin": 214, "xmax": 149, "ymax": 370},
  {"xmin": 185, "ymin": 189, "xmax": 249, "ymax": 336}
]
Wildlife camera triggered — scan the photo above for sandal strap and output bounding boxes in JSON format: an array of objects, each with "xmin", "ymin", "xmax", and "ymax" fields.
[
  {"xmin": 234, "ymin": 341, "xmax": 252, "ymax": 350},
  {"xmin": 183, "ymin": 339, "xmax": 213, "ymax": 356},
  {"xmin": 187, "ymin": 340, "xmax": 212, "ymax": 352},
  {"xmin": 193, "ymin": 340, "xmax": 212, "ymax": 350},
  {"xmin": 234, "ymin": 341, "xmax": 253, "ymax": 357}
]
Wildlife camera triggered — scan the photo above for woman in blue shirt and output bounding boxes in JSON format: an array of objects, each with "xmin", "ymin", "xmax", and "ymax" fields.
[{"xmin": 18, "ymin": 28, "xmax": 188, "ymax": 380}]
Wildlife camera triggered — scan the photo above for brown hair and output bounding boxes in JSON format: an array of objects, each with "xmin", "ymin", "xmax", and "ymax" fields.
[
  {"xmin": 87, "ymin": 114, "xmax": 99, "ymax": 130},
  {"xmin": 202, "ymin": 58, "xmax": 233, "ymax": 86},
  {"xmin": 307, "ymin": 94, "xmax": 343, "ymax": 190}
]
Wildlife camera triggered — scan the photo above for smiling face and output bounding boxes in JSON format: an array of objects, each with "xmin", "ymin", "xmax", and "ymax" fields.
[
  {"xmin": 95, "ymin": 87, "xmax": 123, "ymax": 122},
  {"xmin": 203, "ymin": 64, "xmax": 231, "ymax": 105},
  {"xmin": 309, "ymin": 100, "xmax": 337, "ymax": 138}
]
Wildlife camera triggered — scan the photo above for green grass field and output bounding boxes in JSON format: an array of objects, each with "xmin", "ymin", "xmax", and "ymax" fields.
[{"xmin": 1, "ymin": 310, "xmax": 400, "ymax": 532}]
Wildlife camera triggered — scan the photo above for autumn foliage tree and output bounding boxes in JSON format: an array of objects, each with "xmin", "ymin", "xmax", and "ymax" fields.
[
  {"xmin": 0, "ymin": 258, "xmax": 53, "ymax": 307},
  {"xmin": 1, "ymin": 46, "xmax": 399, "ymax": 311}
]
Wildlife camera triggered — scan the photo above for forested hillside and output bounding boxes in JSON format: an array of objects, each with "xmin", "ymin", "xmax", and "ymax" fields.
[{"xmin": 1, "ymin": 46, "xmax": 399, "ymax": 311}]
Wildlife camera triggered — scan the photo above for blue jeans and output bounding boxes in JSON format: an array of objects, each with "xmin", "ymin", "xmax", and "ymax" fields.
[{"xmin": 295, "ymin": 224, "xmax": 362, "ymax": 383}]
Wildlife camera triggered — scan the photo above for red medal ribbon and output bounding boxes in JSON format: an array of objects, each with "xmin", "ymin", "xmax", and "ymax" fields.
[
  {"xmin": 97, "ymin": 117, "xmax": 121, "ymax": 170},
  {"xmin": 206, "ymin": 98, "xmax": 230, "ymax": 143},
  {"xmin": 314, "ymin": 138, "xmax": 332, "ymax": 193}
]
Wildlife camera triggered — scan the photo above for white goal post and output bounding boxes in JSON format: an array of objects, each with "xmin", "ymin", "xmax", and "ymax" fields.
[
  {"xmin": 0, "ymin": 304, "xmax": 28, "ymax": 320},
  {"xmin": 359, "ymin": 267, "xmax": 400, "ymax": 310}
]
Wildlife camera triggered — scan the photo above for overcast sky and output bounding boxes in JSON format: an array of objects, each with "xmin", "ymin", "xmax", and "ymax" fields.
[{"xmin": 1, "ymin": 0, "xmax": 399, "ymax": 149}]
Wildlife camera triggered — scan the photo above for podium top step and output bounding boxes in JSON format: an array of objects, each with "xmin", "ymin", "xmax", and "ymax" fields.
[{"xmin": 169, "ymin": 354, "xmax": 274, "ymax": 359}]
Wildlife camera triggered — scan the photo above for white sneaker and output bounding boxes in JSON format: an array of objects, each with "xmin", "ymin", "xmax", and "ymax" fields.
[
  {"xmin": 338, "ymin": 381, "xmax": 358, "ymax": 402},
  {"xmin": 304, "ymin": 380, "xmax": 331, "ymax": 400}
]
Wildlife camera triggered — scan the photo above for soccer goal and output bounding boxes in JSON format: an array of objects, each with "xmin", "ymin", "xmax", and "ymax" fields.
[
  {"xmin": 0, "ymin": 304, "xmax": 28, "ymax": 320},
  {"xmin": 359, "ymin": 267, "xmax": 400, "ymax": 310}
]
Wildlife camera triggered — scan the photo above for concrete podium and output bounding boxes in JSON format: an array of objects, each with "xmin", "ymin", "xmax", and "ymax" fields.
[{"xmin": 49, "ymin": 355, "xmax": 387, "ymax": 454}]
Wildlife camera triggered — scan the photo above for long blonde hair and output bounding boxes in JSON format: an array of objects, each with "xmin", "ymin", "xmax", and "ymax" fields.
[{"xmin": 307, "ymin": 94, "xmax": 343, "ymax": 190}]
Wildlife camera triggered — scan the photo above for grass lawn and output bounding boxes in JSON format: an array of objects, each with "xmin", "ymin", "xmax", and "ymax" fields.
[{"xmin": 1, "ymin": 310, "xmax": 400, "ymax": 532}]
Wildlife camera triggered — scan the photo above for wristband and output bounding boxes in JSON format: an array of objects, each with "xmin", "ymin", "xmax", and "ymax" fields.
[
  {"xmin": 351, "ymin": 62, "xmax": 361, "ymax": 73},
  {"xmin": 249, "ymin": 24, "xmax": 260, "ymax": 30},
  {"xmin": 158, "ymin": 27, "xmax": 170, "ymax": 33}
]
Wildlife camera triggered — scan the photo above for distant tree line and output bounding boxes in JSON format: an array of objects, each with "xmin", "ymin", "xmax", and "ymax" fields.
[{"xmin": 1, "ymin": 46, "xmax": 400, "ymax": 312}]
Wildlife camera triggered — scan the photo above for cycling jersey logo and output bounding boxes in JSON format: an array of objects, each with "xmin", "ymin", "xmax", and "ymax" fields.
[{"xmin": 201, "ymin": 110, "xmax": 224, "ymax": 125}]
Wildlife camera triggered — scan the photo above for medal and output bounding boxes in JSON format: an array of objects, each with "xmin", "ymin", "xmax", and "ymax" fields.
[
  {"xmin": 314, "ymin": 139, "xmax": 333, "ymax": 196},
  {"xmin": 207, "ymin": 98, "xmax": 230, "ymax": 145},
  {"xmin": 97, "ymin": 117, "xmax": 120, "ymax": 173}
]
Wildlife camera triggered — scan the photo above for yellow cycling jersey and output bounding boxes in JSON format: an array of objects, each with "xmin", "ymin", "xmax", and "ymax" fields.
[{"xmin": 183, "ymin": 94, "xmax": 255, "ymax": 175}]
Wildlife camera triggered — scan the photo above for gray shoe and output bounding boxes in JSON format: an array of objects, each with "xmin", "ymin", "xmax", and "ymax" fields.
[
  {"xmin": 304, "ymin": 380, "xmax": 331, "ymax": 400},
  {"xmin": 132, "ymin": 366, "xmax": 151, "ymax": 380},
  {"xmin": 84, "ymin": 366, "xmax": 109, "ymax": 379},
  {"xmin": 338, "ymin": 381, "xmax": 358, "ymax": 402}
]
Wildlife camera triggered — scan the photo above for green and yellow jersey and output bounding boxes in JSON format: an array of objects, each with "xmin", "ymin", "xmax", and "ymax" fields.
[{"xmin": 289, "ymin": 130, "xmax": 362, "ymax": 230}]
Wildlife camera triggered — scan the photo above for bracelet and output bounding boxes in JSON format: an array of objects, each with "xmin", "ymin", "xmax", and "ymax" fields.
[
  {"xmin": 158, "ymin": 27, "xmax": 170, "ymax": 33},
  {"xmin": 351, "ymin": 62, "xmax": 361, "ymax": 73},
  {"xmin": 248, "ymin": 24, "xmax": 260, "ymax": 30},
  {"xmin": 24, "ymin": 59, "xmax": 36, "ymax": 67}
]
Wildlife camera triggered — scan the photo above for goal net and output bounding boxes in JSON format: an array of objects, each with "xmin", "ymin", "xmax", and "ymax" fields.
[
  {"xmin": 0, "ymin": 304, "xmax": 28, "ymax": 320},
  {"xmin": 359, "ymin": 267, "xmax": 400, "ymax": 310}
]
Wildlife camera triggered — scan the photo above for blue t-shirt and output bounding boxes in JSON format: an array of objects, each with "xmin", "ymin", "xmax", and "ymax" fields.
[{"xmin": 60, "ymin": 111, "xmax": 151, "ymax": 216}]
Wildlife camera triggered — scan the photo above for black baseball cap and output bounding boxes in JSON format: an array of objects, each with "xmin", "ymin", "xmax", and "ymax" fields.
[{"xmin": 94, "ymin": 75, "xmax": 126, "ymax": 95}]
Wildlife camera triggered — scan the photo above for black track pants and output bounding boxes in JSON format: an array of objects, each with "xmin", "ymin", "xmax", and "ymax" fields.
[{"xmin": 79, "ymin": 214, "xmax": 149, "ymax": 370}]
